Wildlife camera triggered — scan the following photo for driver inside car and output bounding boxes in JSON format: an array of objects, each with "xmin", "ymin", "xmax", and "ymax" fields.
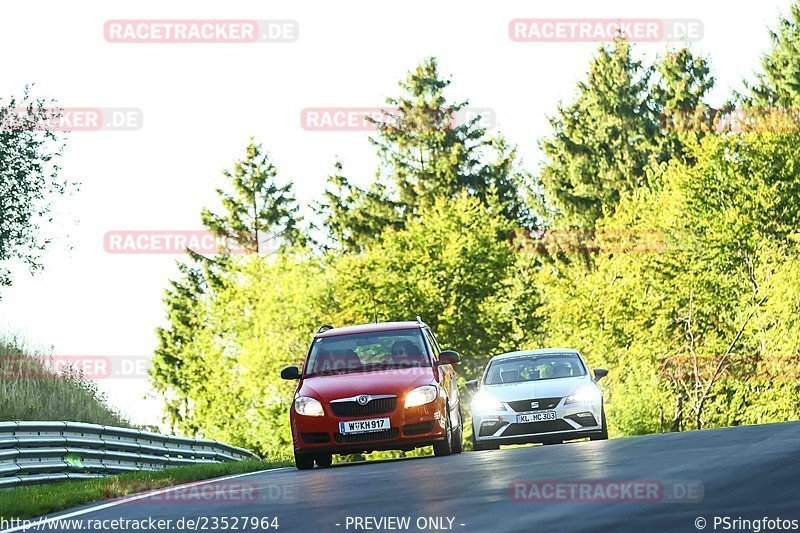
[{"xmin": 391, "ymin": 340, "xmax": 424, "ymax": 367}]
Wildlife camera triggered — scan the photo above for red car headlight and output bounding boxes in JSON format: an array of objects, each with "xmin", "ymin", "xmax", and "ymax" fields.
[
  {"xmin": 295, "ymin": 396, "xmax": 324, "ymax": 416},
  {"xmin": 404, "ymin": 385, "xmax": 438, "ymax": 408}
]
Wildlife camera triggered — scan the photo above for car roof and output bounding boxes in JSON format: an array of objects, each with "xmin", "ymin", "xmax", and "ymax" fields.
[
  {"xmin": 315, "ymin": 322, "xmax": 424, "ymax": 338},
  {"xmin": 489, "ymin": 348, "xmax": 580, "ymax": 362}
]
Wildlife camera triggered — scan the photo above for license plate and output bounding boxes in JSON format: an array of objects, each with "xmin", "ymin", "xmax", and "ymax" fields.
[
  {"xmin": 517, "ymin": 410, "xmax": 557, "ymax": 423},
  {"xmin": 338, "ymin": 417, "xmax": 390, "ymax": 434}
]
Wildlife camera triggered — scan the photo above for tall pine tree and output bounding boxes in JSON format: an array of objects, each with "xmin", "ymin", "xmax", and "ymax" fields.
[
  {"xmin": 314, "ymin": 161, "xmax": 403, "ymax": 252},
  {"xmin": 152, "ymin": 139, "xmax": 303, "ymax": 431},
  {"xmin": 539, "ymin": 38, "xmax": 658, "ymax": 227},
  {"xmin": 201, "ymin": 139, "xmax": 304, "ymax": 254},
  {"xmin": 539, "ymin": 39, "xmax": 713, "ymax": 227},
  {"xmin": 318, "ymin": 58, "xmax": 530, "ymax": 251},
  {"xmin": 745, "ymin": 2, "xmax": 800, "ymax": 107}
]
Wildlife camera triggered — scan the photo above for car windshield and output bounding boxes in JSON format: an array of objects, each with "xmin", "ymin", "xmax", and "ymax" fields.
[
  {"xmin": 484, "ymin": 353, "xmax": 586, "ymax": 385},
  {"xmin": 304, "ymin": 329, "xmax": 430, "ymax": 376}
]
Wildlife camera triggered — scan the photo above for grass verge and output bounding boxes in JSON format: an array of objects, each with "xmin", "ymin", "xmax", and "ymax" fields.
[
  {"xmin": 0, "ymin": 457, "xmax": 292, "ymax": 521},
  {"xmin": 0, "ymin": 337, "xmax": 130, "ymax": 427}
]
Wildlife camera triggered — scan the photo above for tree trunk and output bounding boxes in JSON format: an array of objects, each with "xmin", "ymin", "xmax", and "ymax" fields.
[{"xmin": 671, "ymin": 394, "xmax": 683, "ymax": 432}]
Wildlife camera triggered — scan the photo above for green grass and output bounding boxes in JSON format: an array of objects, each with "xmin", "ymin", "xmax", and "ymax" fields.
[
  {"xmin": 0, "ymin": 458, "xmax": 292, "ymax": 521},
  {"xmin": 0, "ymin": 336, "xmax": 130, "ymax": 426}
]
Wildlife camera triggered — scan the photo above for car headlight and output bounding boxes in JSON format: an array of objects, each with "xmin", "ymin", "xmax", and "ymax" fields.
[
  {"xmin": 565, "ymin": 386, "xmax": 598, "ymax": 405},
  {"xmin": 294, "ymin": 396, "xmax": 324, "ymax": 416},
  {"xmin": 405, "ymin": 385, "xmax": 438, "ymax": 408},
  {"xmin": 471, "ymin": 391, "xmax": 505, "ymax": 412}
]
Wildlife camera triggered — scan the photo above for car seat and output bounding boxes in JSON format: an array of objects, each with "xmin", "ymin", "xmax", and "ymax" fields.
[
  {"xmin": 499, "ymin": 368, "xmax": 520, "ymax": 383},
  {"xmin": 552, "ymin": 362, "xmax": 573, "ymax": 378}
]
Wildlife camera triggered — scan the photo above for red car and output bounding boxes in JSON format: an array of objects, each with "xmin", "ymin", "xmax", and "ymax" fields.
[{"xmin": 281, "ymin": 319, "xmax": 463, "ymax": 470}]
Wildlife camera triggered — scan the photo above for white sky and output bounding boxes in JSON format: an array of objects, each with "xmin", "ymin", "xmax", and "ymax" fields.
[{"xmin": 0, "ymin": 0, "xmax": 792, "ymax": 428}]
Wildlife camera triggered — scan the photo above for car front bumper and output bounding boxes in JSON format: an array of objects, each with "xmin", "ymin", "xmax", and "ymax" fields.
[
  {"xmin": 472, "ymin": 398, "xmax": 603, "ymax": 445},
  {"xmin": 291, "ymin": 397, "xmax": 448, "ymax": 455}
]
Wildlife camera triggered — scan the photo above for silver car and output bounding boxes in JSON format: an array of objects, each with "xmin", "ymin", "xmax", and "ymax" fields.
[{"xmin": 467, "ymin": 348, "xmax": 608, "ymax": 450}]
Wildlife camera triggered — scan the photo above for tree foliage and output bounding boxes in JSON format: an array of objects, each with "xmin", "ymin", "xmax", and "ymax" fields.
[
  {"xmin": 152, "ymin": 140, "xmax": 305, "ymax": 435},
  {"xmin": 0, "ymin": 88, "xmax": 73, "ymax": 291},
  {"xmin": 153, "ymin": 9, "xmax": 800, "ymax": 455},
  {"xmin": 328, "ymin": 193, "xmax": 540, "ymax": 377}
]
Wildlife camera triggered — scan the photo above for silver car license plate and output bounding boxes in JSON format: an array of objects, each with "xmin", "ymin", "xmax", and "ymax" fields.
[{"xmin": 516, "ymin": 410, "xmax": 557, "ymax": 423}]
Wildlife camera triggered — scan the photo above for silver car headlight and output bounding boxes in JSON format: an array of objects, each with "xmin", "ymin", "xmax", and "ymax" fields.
[
  {"xmin": 295, "ymin": 396, "xmax": 324, "ymax": 416},
  {"xmin": 564, "ymin": 386, "xmax": 599, "ymax": 405},
  {"xmin": 471, "ymin": 391, "xmax": 505, "ymax": 412}
]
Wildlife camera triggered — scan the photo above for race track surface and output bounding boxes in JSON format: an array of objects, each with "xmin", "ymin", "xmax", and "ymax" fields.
[{"xmin": 16, "ymin": 421, "xmax": 800, "ymax": 533}]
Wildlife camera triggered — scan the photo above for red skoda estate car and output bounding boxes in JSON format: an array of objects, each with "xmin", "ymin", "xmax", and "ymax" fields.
[{"xmin": 280, "ymin": 319, "xmax": 463, "ymax": 470}]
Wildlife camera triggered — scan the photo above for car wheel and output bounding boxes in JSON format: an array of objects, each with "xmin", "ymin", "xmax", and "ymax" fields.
[
  {"xmin": 452, "ymin": 408, "xmax": 463, "ymax": 454},
  {"xmin": 314, "ymin": 453, "xmax": 333, "ymax": 468},
  {"xmin": 433, "ymin": 408, "xmax": 453, "ymax": 457},
  {"xmin": 590, "ymin": 405, "xmax": 609, "ymax": 441},
  {"xmin": 471, "ymin": 429, "xmax": 499, "ymax": 451},
  {"xmin": 294, "ymin": 451, "xmax": 315, "ymax": 470}
]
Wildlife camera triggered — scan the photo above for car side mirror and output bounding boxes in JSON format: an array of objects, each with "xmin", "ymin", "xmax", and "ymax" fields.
[
  {"xmin": 593, "ymin": 368, "xmax": 609, "ymax": 381},
  {"xmin": 281, "ymin": 365, "xmax": 301, "ymax": 380},
  {"xmin": 465, "ymin": 379, "xmax": 479, "ymax": 393},
  {"xmin": 438, "ymin": 350, "xmax": 460, "ymax": 365}
]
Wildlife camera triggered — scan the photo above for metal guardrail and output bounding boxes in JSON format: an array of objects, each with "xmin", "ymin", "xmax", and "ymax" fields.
[{"xmin": 0, "ymin": 421, "xmax": 260, "ymax": 489}]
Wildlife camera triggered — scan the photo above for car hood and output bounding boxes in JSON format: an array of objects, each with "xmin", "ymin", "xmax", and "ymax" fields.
[
  {"xmin": 481, "ymin": 376, "xmax": 591, "ymax": 401},
  {"xmin": 299, "ymin": 368, "xmax": 436, "ymax": 402}
]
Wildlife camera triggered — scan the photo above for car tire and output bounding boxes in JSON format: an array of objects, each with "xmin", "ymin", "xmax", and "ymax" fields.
[
  {"xmin": 294, "ymin": 451, "xmax": 315, "ymax": 470},
  {"xmin": 471, "ymin": 431, "xmax": 499, "ymax": 451},
  {"xmin": 452, "ymin": 408, "xmax": 463, "ymax": 454},
  {"xmin": 433, "ymin": 409, "xmax": 453, "ymax": 457},
  {"xmin": 314, "ymin": 453, "xmax": 333, "ymax": 468},
  {"xmin": 590, "ymin": 405, "xmax": 609, "ymax": 441}
]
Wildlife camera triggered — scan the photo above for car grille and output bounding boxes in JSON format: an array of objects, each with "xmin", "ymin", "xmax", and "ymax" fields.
[
  {"xmin": 334, "ymin": 428, "xmax": 399, "ymax": 444},
  {"xmin": 330, "ymin": 397, "xmax": 397, "ymax": 417},
  {"xmin": 506, "ymin": 397, "xmax": 562, "ymax": 412},
  {"xmin": 502, "ymin": 420, "xmax": 573, "ymax": 436},
  {"xmin": 403, "ymin": 422, "xmax": 435, "ymax": 436}
]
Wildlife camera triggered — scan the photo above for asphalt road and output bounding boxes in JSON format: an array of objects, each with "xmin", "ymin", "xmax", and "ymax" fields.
[{"xmin": 16, "ymin": 421, "xmax": 800, "ymax": 533}]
